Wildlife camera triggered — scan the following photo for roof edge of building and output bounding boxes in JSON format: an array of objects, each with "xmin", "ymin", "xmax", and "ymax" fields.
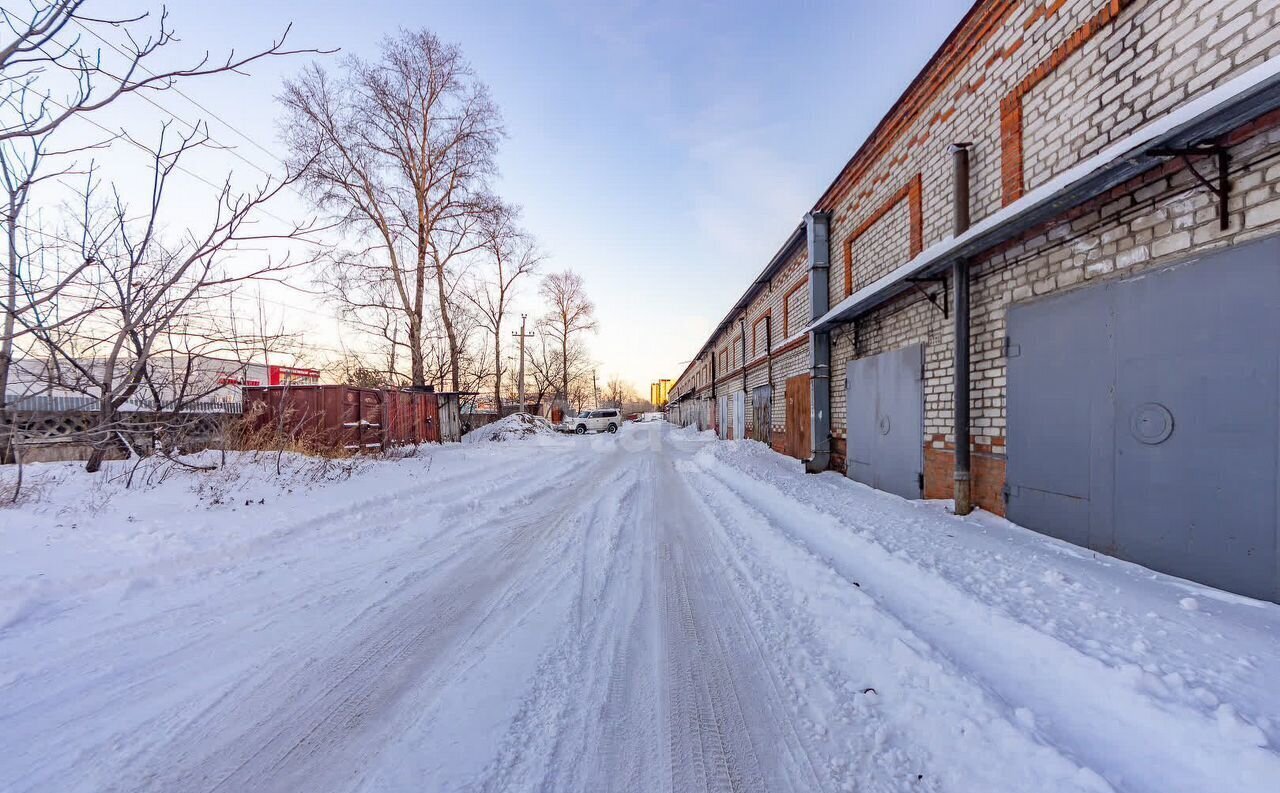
[
  {"xmin": 811, "ymin": 0, "xmax": 1008, "ymax": 212},
  {"xmin": 808, "ymin": 53, "xmax": 1280, "ymax": 331},
  {"xmin": 673, "ymin": 223, "xmax": 806, "ymax": 389}
]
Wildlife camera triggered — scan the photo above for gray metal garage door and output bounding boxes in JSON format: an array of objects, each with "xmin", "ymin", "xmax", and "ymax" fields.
[
  {"xmin": 1007, "ymin": 236, "xmax": 1280, "ymax": 602},
  {"xmin": 845, "ymin": 343, "xmax": 924, "ymax": 500}
]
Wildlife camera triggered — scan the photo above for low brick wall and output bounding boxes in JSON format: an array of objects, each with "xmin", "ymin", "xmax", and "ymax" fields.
[
  {"xmin": 829, "ymin": 437, "xmax": 847, "ymax": 476},
  {"xmin": 924, "ymin": 445, "xmax": 1007, "ymax": 517},
  {"xmin": 2, "ymin": 411, "xmax": 232, "ymax": 464}
]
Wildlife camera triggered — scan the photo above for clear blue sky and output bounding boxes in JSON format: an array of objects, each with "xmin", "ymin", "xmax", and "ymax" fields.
[{"xmin": 84, "ymin": 0, "xmax": 975, "ymax": 390}]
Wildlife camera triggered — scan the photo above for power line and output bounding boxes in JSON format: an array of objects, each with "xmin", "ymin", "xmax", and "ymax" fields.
[
  {"xmin": 0, "ymin": 73, "xmax": 304, "ymax": 230},
  {"xmin": 47, "ymin": 19, "xmax": 344, "ymax": 254},
  {"xmin": 68, "ymin": 16, "xmax": 295, "ymax": 175},
  {"xmin": 12, "ymin": 222, "xmax": 403, "ymax": 332}
]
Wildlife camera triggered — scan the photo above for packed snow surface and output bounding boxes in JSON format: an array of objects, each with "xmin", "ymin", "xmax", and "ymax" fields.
[
  {"xmin": 462, "ymin": 411, "xmax": 557, "ymax": 443},
  {"xmin": 2, "ymin": 423, "xmax": 1278, "ymax": 792}
]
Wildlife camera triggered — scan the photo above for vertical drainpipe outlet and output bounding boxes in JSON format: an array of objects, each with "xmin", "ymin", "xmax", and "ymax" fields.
[
  {"xmin": 709, "ymin": 349, "xmax": 717, "ymax": 433},
  {"xmin": 951, "ymin": 142, "xmax": 974, "ymax": 515},
  {"xmin": 710, "ymin": 349, "xmax": 717, "ymax": 399},
  {"xmin": 765, "ymin": 314, "xmax": 773, "ymax": 394},
  {"xmin": 805, "ymin": 212, "xmax": 832, "ymax": 474}
]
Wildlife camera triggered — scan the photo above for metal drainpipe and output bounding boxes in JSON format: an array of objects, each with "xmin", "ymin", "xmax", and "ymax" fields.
[
  {"xmin": 765, "ymin": 314, "xmax": 773, "ymax": 392},
  {"xmin": 710, "ymin": 349, "xmax": 717, "ymax": 399},
  {"xmin": 766, "ymin": 313, "xmax": 774, "ymax": 445},
  {"xmin": 951, "ymin": 142, "xmax": 974, "ymax": 515},
  {"xmin": 710, "ymin": 349, "xmax": 717, "ymax": 431},
  {"xmin": 805, "ymin": 211, "xmax": 832, "ymax": 473}
]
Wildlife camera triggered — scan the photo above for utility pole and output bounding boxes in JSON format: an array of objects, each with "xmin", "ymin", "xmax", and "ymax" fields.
[
  {"xmin": 512, "ymin": 314, "xmax": 535, "ymax": 413},
  {"xmin": 592, "ymin": 369, "xmax": 599, "ymax": 409}
]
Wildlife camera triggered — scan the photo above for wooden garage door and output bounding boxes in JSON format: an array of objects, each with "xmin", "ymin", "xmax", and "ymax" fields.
[
  {"xmin": 751, "ymin": 385, "xmax": 772, "ymax": 443},
  {"xmin": 784, "ymin": 374, "xmax": 811, "ymax": 461}
]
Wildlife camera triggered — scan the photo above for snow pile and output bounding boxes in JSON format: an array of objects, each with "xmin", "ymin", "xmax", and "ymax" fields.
[
  {"xmin": 0, "ymin": 450, "xmax": 385, "ymax": 597},
  {"xmin": 2, "ymin": 423, "xmax": 1278, "ymax": 792},
  {"xmin": 686, "ymin": 435, "xmax": 1280, "ymax": 791},
  {"xmin": 462, "ymin": 412, "xmax": 556, "ymax": 443},
  {"xmin": 673, "ymin": 422, "xmax": 716, "ymax": 441}
]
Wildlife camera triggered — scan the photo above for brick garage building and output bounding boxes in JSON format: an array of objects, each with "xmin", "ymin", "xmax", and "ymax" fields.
[{"xmin": 667, "ymin": 0, "xmax": 1280, "ymax": 603}]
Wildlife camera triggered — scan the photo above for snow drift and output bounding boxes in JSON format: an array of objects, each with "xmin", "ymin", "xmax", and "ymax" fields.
[{"xmin": 462, "ymin": 412, "xmax": 556, "ymax": 443}]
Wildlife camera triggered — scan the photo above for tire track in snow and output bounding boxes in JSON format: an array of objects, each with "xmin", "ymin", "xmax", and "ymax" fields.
[
  {"xmin": 0, "ymin": 442, "xmax": 579, "ymax": 778},
  {"xmin": 469, "ymin": 429, "xmax": 830, "ymax": 793},
  {"xmin": 655, "ymin": 436, "xmax": 824, "ymax": 793},
  {"xmin": 87, "ymin": 445, "xmax": 631, "ymax": 793},
  {"xmin": 472, "ymin": 450, "xmax": 657, "ymax": 793},
  {"xmin": 687, "ymin": 449, "xmax": 1280, "ymax": 793}
]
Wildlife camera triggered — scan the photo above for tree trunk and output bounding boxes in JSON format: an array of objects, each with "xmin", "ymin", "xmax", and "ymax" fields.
[
  {"xmin": 408, "ymin": 313, "xmax": 425, "ymax": 387},
  {"xmin": 85, "ymin": 402, "xmax": 116, "ymax": 473},
  {"xmin": 560, "ymin": 333, "xmax": 568, "ymax": 410},
  {"xmin": 1, "ymin": 196, "xmax": 19, "ymax": 409},
  {"xmin": 493, "ymin": 323, "xmax": 502, "ymax": 414},
  {"xmin": 435, "ymin": 261, "xmax": 461, "ymax": 391},
  {"xmin": 2, "ymin": 203, "xmax": 20, "ymax": 466}
]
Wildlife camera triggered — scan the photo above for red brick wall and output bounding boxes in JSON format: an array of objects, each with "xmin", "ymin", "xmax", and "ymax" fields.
[
  {"xmin": 1000, "ymin": 0, "xmax": 1135, "ymax": 204},
  {"xmin": 924, "ymin": 445, "xmax": 1007, "ymax": 516},
  {"xmin": 771, "ymin": 430, "xmax": 787, "ymax": 455},
  {"xmin": 830, "ymin": 437, "xmax": 847, "ymax": 475}
]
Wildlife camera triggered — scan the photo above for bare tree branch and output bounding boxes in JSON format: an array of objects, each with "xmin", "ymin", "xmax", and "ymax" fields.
[{"xmin": 279, "ymin": 29, "xmax": 504, "ymax": 389}]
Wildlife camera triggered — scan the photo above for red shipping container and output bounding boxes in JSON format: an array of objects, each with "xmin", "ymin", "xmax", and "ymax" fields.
[
  {"xmin": 383, "ymin": 388, "xmax": 441, "ymax": 446},
  {"xmin": 243, "ymin": 385, "xmax": 386, "ymax": 452}
]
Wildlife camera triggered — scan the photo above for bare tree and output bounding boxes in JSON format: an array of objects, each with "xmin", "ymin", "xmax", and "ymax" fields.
[
  {"xmin": 280, "ymin": 29, "xmax": 503, "ymax": 390},
  {"xmin": 28, "ymin": 123, "xmax": 313, "ymax": 471},
  {"xmin": 463, "ymin": 202, "xmax": 539, "ymax": 413},
  {"xmin": 569, "ymin": 376, "xmax": 593, "ymax": 415},
  {"xmin": 319, "ymin": 280, "xmax": 414, "ymax": 384},
  {"xmin": 603, "ymin": 375, "xmax": 626, "ymax": 409},
  {"xmin": 1, "ymin": 135, "xmax": 75, "ymax": 410},
  {"xmin": 526, "ymin": 334, "xmax": 557, "ymax": 415},
  {"xmin": 539, "ymin": 269, "xmax": 596, "ymax": 409},
  {"xmin": 0, "ymin": 0, "xmax": 322, "ymax": 461},
  {"xmin": 601, "ymin": 376, "xmax": 652, "ymax": 413},
  {"xmin": 328, "ymin": 353, "xmax": 399, "ymax": 389},
  {"xmin": 0, "ymin": 2, "xmax": 316, "ymax": 144}
]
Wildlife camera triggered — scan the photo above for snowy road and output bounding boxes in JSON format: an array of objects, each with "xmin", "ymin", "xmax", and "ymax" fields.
[{"xmin": 2, "ymin": 423, "xmax": 1279, "ymax": 792}]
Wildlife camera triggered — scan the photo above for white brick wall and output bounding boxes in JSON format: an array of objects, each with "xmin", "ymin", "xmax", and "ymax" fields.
[{"xmin": 673, "ymin": 0, "xmax": 1280, "ymax": 468}]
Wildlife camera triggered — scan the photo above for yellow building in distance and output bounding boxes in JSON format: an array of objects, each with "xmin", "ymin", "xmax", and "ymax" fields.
[{"xmin": 650, "ymin": 379, "xmax": 672, "ymax": 408}]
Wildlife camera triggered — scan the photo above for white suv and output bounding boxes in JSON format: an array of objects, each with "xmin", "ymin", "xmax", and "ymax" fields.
[{"xmin": 570, "ymin": 409, "xmax": 621, "ymax": 434}]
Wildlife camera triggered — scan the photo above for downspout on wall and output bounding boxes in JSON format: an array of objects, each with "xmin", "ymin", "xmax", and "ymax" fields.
[
  {"xmin": 765, "ymin": 314, "xmax": 773, "ymax": 393},
  {"xmin": 805, "ymin": 211, "xmax": 832, "ymax": 473},
  {"xmin": 710, "ymin": 350, "xmax": 717, "ymax": 399},
  {"xmin": 740, "ymin": 317, "xmax": 749, "ymax": 439},
  {"xmin": 951, "ymin": 143, "xmax": 974, "ymax": 514},
  {"xmin": 709, "ymin": 350, "xmax": 717, "ymax": 432}
]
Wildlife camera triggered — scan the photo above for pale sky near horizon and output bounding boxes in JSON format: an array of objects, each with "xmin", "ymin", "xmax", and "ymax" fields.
[{"xmin": 31, "ymin": 0, "xmax": 975, "ymax": 393}]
